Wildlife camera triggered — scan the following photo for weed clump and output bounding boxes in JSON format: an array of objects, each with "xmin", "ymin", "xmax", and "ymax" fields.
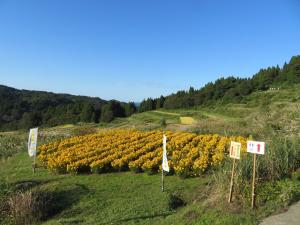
[{"xmin": 168, "ymin": 193, "xmax": 186, "ymax": 210}]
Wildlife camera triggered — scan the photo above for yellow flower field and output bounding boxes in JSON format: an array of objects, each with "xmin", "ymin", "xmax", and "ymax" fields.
[{"xmin": 38, "ymin": 129, "xmax": 247, "ymax": 176}]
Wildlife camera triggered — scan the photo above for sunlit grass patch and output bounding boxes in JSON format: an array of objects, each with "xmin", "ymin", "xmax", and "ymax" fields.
[{"xmin": 180, "ymin": 117, "xmax": 196, "ymax": 125}]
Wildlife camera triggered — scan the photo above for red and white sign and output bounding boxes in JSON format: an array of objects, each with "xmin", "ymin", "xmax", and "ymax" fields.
[
  {"xmin": 229, "ymin": 141, "xmax": 241, "ymax": 159},
  {"xmin": 247, "ymin": 141, "xmax": 265, "ymax": 155}
]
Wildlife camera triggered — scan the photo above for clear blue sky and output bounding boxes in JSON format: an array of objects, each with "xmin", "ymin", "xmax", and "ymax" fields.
[{"xmin": 0, "ymin": 0, "xmax": 299, "ymax": 102}]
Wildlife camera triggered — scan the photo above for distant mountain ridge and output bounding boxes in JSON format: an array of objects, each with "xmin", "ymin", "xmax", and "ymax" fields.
[{"xmin": 0, "ymin": 85, "xmax": 136, "ymax": 131}]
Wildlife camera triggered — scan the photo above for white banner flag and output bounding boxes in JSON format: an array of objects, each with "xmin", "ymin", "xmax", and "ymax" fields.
[
  {"xmin": 162, "ymin": 135, "xmax": 169, "ymax": 172},
  {"xmin": 28, "ymin": 128, "xmax": 38, "ymax": 157}
]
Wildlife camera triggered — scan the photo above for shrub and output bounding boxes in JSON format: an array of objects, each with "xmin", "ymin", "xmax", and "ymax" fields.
[{"xmin": 160, "ymin": 118, "xmax": 167, "ymax": 128}]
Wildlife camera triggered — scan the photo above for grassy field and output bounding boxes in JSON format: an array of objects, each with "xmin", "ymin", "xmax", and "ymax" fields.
[
  {"xmin": 2, "ymin": 149, "xmax": 299, "ymax": 225},
  {"xmin": 0, "ymin": 152, "xmax": 204, "ymax": 225},
  {"xmin": 1, "ymin": 85, "xmax": 300, "ymax": 225}
]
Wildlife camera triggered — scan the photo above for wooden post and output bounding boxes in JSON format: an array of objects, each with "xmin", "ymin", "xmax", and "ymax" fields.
[
  {"xmin": 33, "ymin": 156, "xmax": 36, "ymax": 173},
  {"xmin": 162, "ymin": 132, "xmax": 165, "ymax": 192},
  {"xmin": 161, "ymin": 169, "xmax": 164, "ymax": 192},
  {"xmin": 251, "ymin": 154, "xmax": 257, "ymax": 208},
  {"xmin": 228, "ymin": 158, "xmax": 236, "ymax": 203}
]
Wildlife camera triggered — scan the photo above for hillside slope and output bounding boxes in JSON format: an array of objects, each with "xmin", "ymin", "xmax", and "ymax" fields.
[
  {"xmin": 139, "ymin": 55, "xmax": 300, "ymax": 112},
  {"xmin": 111, "ymin": 84, "xmax": 300, "ymax": 139},
  {"xmin": 0, "ymin": 85, "xmax": 136, "ymax": 131}
]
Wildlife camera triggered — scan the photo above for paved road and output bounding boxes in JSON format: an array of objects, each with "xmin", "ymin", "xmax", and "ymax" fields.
[{"xmin": 260, "ymin": 201, "xmax": 300, "ymax": 225}]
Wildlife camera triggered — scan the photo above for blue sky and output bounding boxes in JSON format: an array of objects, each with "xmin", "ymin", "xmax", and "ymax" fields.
[{"xmin": 0, "ymin": 0, "xmax": 299, "ymax": 102}]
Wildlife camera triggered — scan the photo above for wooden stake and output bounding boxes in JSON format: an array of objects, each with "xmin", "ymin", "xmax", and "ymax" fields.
[
  {"xmin": 228, "ymin": 158, "xmax": 236, "ymax": 203},
  {"xmin": 161, "ymin": 169, "xmax": 164, "ymax": 192},
  {"xmin": 33, "ymin": 156, "xmax": 36, "ymax": 173},
  {"xmin": 251, "ymin": 154, "xmax": 257, "ymax": 208},
  {"xmin": 162, "ymin": 132, "xmax": 165, "ymax": 192}
]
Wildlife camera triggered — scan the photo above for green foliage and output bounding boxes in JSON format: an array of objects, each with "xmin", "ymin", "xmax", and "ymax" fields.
[
  {"xmin": 101, "ymin": 100, "xmax": 126, "ymax": 123},
  {"xmin": 160, "ymin": 118, "xmax": 167, "ymax": 127},
  {"xmin": 0, "ymin": 85, "xmax": 136, "ymax": 131},
  {"xmin": 123, "ymin": 102, "xmax": 137, "ymax": 117},
  {"xmin": 155, "ymin": 96, "xmax": 165, "ymax": 109},
  {"xmin": 100, "ymin": 104, "xmax": 114, "ymax": 122},
  {"xmin": 139, "ymin": 98, "xmax": 156, "ymax": 112},
  {"xmin": 80, "ymin": 103, "xmax": 94, "ymax": 123}
]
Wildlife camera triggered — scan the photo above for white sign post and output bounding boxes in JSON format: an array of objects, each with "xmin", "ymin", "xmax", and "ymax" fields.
[
  {"xmin": 228, "ymin": 141, "xmax": 241, "ymax": 203},
  {"xmin": 162, "ymin": 134, "xmax": 169, "ymax": 192},
  {"xmin": 230, "ymin": 141, "xmax": 241, "ymax": 160},
  {"xmin": 247, "ymin": 140, "xmax": 266, "ymax": 208},
  {"xmin": 247, "ymin": 141, "xmax": 265, "ymax": 155},
  {"xmin": 28, "ymin": 128, "xmax": 38, "ymax": 173}
]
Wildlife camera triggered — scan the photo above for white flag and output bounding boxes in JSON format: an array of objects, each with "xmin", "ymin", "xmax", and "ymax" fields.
[
  {"xmin": 162, "ymin": 135, "xmax": 169, "ymax": 172},
  {"xmin": 28, "ymin": 128, "xmax": 38, "ymax": 157}
]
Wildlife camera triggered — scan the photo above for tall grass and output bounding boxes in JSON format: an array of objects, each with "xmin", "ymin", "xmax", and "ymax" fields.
[
  {"xmin": 0, "ymin": 179, "xmax": 11, "ymax": 224},
  {"xmin": 8, "ymin": 190, "xmax": 38, "ymax": 225},
  {"xmin": 214, "ymin": 135, "xmax": 300, "ymax": 206},
  {"xmin": 258, "ymin": 136, "xmax": 300, "ymax": 180},
  {"xmin": 0, "ymin": 135, "xmax": 26, "ymax": 159}
]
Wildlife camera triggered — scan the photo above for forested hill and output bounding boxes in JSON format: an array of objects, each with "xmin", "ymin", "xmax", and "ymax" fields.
[
  {"xmin": 139, "ymin": 55, "xmax": 300, "ymax": 111},
  {"xmin": 0, "ymin": 85, "xmax": 136, "ymax": 131}
]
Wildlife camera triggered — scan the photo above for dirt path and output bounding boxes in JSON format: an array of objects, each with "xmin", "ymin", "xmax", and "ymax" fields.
[
  {"xmin": 152, "ymin": 110, "xmax": 180, "ymax": 116},
  {"xmin": 260, "ymin": 201, "xmax": 300, "ymax": 225}
]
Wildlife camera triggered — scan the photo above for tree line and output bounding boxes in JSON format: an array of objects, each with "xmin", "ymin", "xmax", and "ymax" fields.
[
  {"xmin": 139, "ymin": 55, "xmax": 300, "ymax": 112},
  {"xmin": 1, "ymin": 55, "xmax": 299, "ymax": 131},
  {"xmin": 0, "ymin": 86, "xmax": 136, "ymax": 131}
]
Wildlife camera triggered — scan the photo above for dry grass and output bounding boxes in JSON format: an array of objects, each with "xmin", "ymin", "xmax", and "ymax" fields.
[{"xmin": 8, "ymin": 191, "xmax": 38, "ymax": 225}]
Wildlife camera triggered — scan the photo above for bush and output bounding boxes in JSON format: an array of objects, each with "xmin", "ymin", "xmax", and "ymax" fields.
[{"xmin": 160, "ymin": 118, "xmax": 167, "ymax": 128}]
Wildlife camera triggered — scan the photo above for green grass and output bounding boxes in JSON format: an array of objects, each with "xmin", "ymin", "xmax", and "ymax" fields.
[{"xmin": 0, "ymin": 152, "xmax": 206, "ymax": 225}]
